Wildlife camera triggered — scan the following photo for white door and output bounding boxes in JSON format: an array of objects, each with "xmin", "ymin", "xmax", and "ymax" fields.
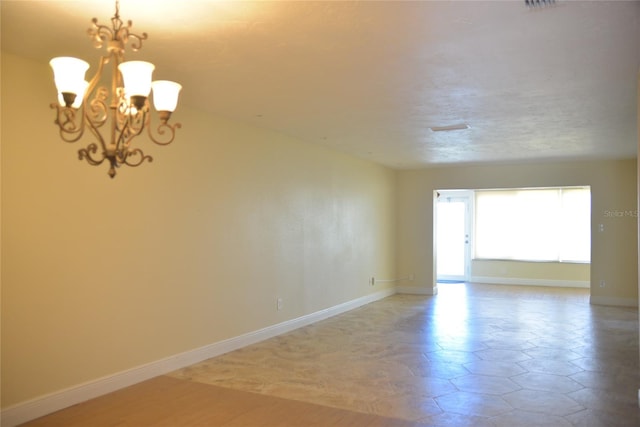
[{"xmin": 436, "ymin": 193, "xmax": 471, "ymax": 282}]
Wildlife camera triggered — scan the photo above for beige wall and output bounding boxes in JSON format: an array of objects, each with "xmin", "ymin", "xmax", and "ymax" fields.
[
  {"xmin": 0, "ymin": 52, "xmax": 397, "ymax": 408},
  {"xmin": 397, "ymin": 160, "xmax": 638, "ymax": 304}
]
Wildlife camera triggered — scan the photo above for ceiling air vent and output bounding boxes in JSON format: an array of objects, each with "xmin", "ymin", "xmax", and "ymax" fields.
[
  {"xmin": 429, "ymin": 124, "xmax": 470, "ymax": 132},
  {"xmin": 525, "ymin": 0, "xmax": 556, "ymax": 8}
]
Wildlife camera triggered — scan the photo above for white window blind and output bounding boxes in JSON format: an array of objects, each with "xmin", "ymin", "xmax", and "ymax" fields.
[{"xmin": 474, "ymin": 187, "xmax": 591, "ymax": 263}]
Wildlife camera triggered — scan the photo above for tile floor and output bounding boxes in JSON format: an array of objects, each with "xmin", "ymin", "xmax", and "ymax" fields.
[{"xmin": 170, "ymin": 283, "xmax": 640, "ymax": 427}]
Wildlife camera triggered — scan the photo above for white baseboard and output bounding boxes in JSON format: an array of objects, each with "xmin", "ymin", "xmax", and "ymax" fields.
[
  {"xmin": 396, "ymin": 285, "xmax": 436, "ymax": 295},
  {"xmin": 0, "ymin": 288, "xmax": 395, "ymax": 427},
  {"xmin": 471, "ymin": 276, "xmax": 590, "ymax": 289},
  {"xmin": 590, "ymin": 296, "xmax": 638, "ymax": 308}
]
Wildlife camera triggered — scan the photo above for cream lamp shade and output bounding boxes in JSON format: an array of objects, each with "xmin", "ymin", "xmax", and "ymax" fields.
[
  {"xmin": 118, "ymin": 61, "xmax": 155, "ymax": 98},
  {"xmin": 49, "ymin": 57, "xmax": 90, "ymax": 105},
  {"xmin": 151, "ymin": 80, "xmax": 182, "ymax": 112}
]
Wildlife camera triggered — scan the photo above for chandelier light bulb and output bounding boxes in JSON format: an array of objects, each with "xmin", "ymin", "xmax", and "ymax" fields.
[{"xmin": 57, "ymin": 80, "xmax": 89, "ymax": 109}]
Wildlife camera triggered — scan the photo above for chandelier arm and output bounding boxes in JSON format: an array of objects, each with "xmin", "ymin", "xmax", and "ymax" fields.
[
  {"xmin": 147, "ymin": 120, "xmax": 182, "ymax": 146},
  {"xmin": 86, "ymin": 55, "xmax": 109, "ymax": 94},
  {"xmin": 112, "ymin": 108, "xmax": 147, "ymax": 159},
  {"xmin": 115, "ymin": 91, "xmax": 134, "ymax": 146},
  {"xmin": 85, "ymin": 87, "xmax": 110, "ymax": 130},
  {"xmin": 124, "ymin": 108, "xmax": 148, "ymax": 143},
  {"xmin": 82, "ymin": 55, "xmax": 111, "ymax": 137},
  {"xmin": 84, "ymin": 108, "xmax": 109, "ymax": 154},
  {"xmin": 115, "ymin": 120, "xmax": 129, "ymax": 148}
]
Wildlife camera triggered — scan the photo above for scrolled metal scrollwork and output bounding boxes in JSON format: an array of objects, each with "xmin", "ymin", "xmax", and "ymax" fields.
[
  {"xmin": 116, "ymin": 22, "xmax": 147, "ymax": 52},
  {"xmin": 121, "ymin": 148, "xmax": 153, "ymax": 167},
  {"xmin": 147, "ymin": 120, "xmax": 182, "ymax": 146},
  {"xmin": 51, "ymin": 104, "xmax": 85, "ymax": 143},
  {"xmin": 87, "ymin": 0, "xmax": 147, "ymax": 53},
  {"xmin": 78, "ymin": 143, "xmax": 105, "ymax": 165},
  {"xmin": 88, "ymin": 18, "xmax": 114, "ymax": 50},
  {"xmin": 123, "ymin": 105, "xmax": 147, "ymax": 140},
  {"xmin": 86, "ymin": 87, "xmax": 109, "ymax": 129}
]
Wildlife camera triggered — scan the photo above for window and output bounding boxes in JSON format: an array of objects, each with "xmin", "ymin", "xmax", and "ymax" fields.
[{"xmin": 474, "ymin": 187, "xmax": 591, "ymax": 263}]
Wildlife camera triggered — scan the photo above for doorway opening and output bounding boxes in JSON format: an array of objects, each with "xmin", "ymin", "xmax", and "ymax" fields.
[{"xmin": 435, "ymin": 190, "xmax": 472, "ymax": 284}]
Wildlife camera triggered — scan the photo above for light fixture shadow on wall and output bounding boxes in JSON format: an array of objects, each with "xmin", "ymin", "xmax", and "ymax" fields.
[{"xmin": 49, "ymin": 0, "xmax": 182, "ymax": 178}]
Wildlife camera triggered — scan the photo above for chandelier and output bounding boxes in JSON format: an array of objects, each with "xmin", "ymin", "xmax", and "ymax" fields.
[{"xmin": 49, "ymin": 0, "xmax": 182, "ymax": 178}]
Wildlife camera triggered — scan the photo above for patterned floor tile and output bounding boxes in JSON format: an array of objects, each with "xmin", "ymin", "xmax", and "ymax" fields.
[{"xmin": 168, "ymin": 283, "xmax": 639, "ymax": 425}]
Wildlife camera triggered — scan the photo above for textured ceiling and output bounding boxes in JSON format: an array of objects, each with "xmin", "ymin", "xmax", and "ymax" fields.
[{"xmin": 2, "ymin": 0, "xmax": 639, "ymax": 169}]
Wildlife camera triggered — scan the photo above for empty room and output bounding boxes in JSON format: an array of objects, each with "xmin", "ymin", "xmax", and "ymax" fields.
[{"xmin": 1, "ymin": 1, "xmax": 639, "ymax": 426}]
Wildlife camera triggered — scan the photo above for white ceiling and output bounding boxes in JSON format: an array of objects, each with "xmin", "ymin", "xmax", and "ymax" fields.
[{"xmin": 2, "ymin": 0, "xmax": 639, "ymax": 169}]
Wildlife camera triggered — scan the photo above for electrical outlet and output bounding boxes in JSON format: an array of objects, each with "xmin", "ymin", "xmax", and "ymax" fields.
[
  {"xmin": 277, "ymin": 297, "xmax": 283, "ymax": 311},
  {"xmin": 600, "ymin": 280, "xmax": 606, "ymax": 288},
  {"xmin": 408, "ymin": 274, "xmax": 414, "ymax": 281}
]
